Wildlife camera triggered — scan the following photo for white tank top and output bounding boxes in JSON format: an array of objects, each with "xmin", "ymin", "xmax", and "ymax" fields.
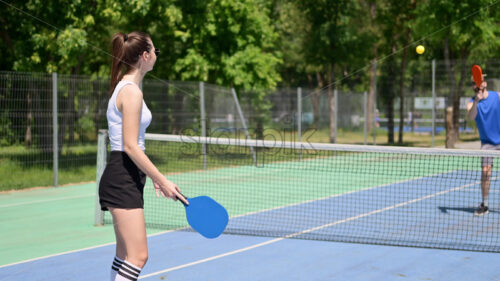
[{"xmin": 107, "ymin": 80, "xmax": 152, "ymax": 151}]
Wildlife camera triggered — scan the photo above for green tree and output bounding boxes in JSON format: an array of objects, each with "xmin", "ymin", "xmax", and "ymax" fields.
[
  {"xmin": 168, "ymin": 0, "xmax": 282, "ymax": 137},
  {"xmin": 297, "ymin": 0, "xmax": 364, "ymax": 143},
  {"xmin": 271, "ymin": 0, "xmax": 310, "ymax": 86},
  {"xmin": 0, "ymin": 0, "xmax": 114, "ymax": 150},
  {"xmin": 376, "ymin": 0, "xmax": 417, "ymax": 144},
  {"xmin": 0, "ymin": 1, "xmax": 115, "ymax": 74},
  {"xmin": 1, "ymin": 0, "xmax": 282, "ymax": 138}
]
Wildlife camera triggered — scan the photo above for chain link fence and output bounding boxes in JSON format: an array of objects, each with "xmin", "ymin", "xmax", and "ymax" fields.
[{"xmin": 2, "ymin": 60, "xmax": 496, "ymax": 189}]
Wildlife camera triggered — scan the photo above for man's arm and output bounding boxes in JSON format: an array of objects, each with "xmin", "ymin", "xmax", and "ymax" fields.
[
  {"xmin": 467, "ymin": 98, "xmax": 479, "ymax": 120},
  {"xmin": 468, "ymin": 86, "xmax": 488, "ymax": 120}
]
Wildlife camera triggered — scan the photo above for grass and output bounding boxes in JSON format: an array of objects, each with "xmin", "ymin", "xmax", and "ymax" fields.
[
  {"xmin": 0, "ymin": 144, "xmax": 97, "ymax": 191},
  {"xmin": 0, "ymin": 129, "xmax": 480, "ymax": 191},
  {"xmin": 333, "ymin": 128, "xmax": 480, "ymax": 147}
]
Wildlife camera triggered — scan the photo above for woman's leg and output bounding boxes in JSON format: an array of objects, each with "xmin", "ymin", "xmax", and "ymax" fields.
[{"xmin": 109, "ymin": 208, "xmax": 148, "ymax": 280}]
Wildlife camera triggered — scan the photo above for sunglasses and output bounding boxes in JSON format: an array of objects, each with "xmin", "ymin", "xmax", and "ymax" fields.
[{"xmin": 154, "ymin": 48, "xmax": 160, "ymax": 56}]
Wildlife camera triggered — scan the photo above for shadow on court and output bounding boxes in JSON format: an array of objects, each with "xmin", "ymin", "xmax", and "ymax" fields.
[{"xmin": 438, "ymin": 206, "xmax": 498, "ymax": 214}]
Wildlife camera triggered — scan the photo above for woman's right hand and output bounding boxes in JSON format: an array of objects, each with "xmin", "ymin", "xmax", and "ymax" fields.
[{"xmin": 154, "ymin": 178, "xmax": 189, "ymax": 205}]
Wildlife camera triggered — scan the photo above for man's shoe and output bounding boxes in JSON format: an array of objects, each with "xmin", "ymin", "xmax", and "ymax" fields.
[{"xmin": 474, "ymin": 203, "xmax": 489, "ymax": 216}]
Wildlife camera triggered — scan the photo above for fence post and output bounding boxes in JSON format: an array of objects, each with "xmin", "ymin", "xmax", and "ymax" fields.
[
  {"xmin": 297, "ymin": 87, "xmax": 303, "ymax": 160},
  {"xmin": 432, "ymin": 59, "xmax": 436, "ymax": 147},
  {"xmin": 364, "ymin": 91, "xmax": 368, "ymax": 145},
  {"xmin": 52, "ymin": 73, "xmax": 58, "ymax": 187},
  {"xmin": 373, "ymin": 61, "xmax": 377, "ymax": 145},
  {"xmin": 95, "ymin": 129, "xmax": 108, "ymax": 226},
  {"xmin": 231, "ymin": 88, "xmax": 257, "ymax": 165},
  {"xmin": 334, "ymin": 89, "xmax": 338, "ymax": 143},
  {"xmin": 297, "ymin": 87, "xmax": 302, "ymax": 143},
  {"xmin": 200, "ymin": 82, "xmax": 207, "ymax": 170}
]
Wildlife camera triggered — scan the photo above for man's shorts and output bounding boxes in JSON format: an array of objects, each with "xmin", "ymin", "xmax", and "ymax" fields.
[{"xmin": 481, "ymin": 143, "xmax": 500, "ymax": 167}]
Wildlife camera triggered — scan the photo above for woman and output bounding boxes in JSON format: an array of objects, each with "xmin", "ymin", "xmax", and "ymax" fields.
[{"xmin": 99, "ymin": 31, "xmax": 188, "ymax": 281}]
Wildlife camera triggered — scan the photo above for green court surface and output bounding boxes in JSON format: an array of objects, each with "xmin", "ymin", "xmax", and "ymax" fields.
[{"xmin": 0, "ymin": 183, "xmax": 163, "ymax": 266}]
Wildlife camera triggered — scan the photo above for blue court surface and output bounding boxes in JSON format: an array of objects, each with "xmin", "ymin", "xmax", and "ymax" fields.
[{"xmin": 1, "ymin": 230, "xmax": 500, "ymax": 281}]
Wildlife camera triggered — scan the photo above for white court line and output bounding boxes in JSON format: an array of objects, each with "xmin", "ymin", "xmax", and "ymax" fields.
[
  {"xmin": 0, "ymin": 194, "xmax": 94, "ymax": 208},
  {"xmin": 0, "ymin": 242, "xmax": 115, "ymax": 269},
  {"xmin": 139, "ymin": 176, "xmax": 485, "ymax": 279},
  {"xmin": 230, "ymin": 170, "xmax": 460, "ymax": 219},
  {"xmin": 0, "ymin": 228, "xmax": 181, "ymax": 269}
]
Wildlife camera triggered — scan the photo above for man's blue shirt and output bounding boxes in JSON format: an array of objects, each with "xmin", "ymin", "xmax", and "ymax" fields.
[{"xmin": 471, "ymin": 91, "xmax": 500, "ymax": 145}]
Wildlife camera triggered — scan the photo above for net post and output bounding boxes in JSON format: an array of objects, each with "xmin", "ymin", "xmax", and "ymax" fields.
[
  {"xmin": 431, "ymin": 59, "xmax": 436, "ymax": 147},
  {"xmin": 52, "ymin": 72, "xmax": 58, "ymax": 187},
  {"xmin": 95, "ymin": 129, "xmax": 108, "ymax": 226},
  {"xmin": 231, "ymin": 88, "xmax": 257, "ymax": 165},
  {"xmin": 200, "ymin": 82, "xmax": 207, "ymax": 169}
]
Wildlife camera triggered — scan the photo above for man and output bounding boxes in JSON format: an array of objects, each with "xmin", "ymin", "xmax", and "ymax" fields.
[{"xmin": 466, "ymin": 73, "xmax": 500, "ymax": 216}]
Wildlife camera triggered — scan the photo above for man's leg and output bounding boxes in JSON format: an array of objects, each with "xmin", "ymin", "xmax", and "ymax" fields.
[{"xmin": 475, "ymin": 164, "xmax": 491, "ymax": 216}]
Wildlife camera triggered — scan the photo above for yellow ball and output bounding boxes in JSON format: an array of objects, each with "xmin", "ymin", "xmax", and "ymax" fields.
[{"xmin": 416, "ymin": 45, "xmax": 425, "ymax": 55}]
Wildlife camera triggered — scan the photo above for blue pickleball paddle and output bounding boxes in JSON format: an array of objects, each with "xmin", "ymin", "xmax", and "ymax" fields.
[{"xmin": 178, "ymin": 193, "xmax": 228, "ymax": 238}]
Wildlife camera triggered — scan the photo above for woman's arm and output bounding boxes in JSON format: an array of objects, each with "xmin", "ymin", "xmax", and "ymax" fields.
[{"xmin": 117, "ymin": 84, "xmax": 188, "ymax": 204}]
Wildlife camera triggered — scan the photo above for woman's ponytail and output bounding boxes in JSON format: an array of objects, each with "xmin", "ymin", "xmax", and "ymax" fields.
[
  {"xmin": 108, "ymin": 31, "xmax": 152, "ymax": 96},
  {"xmin": 109, "ymin": 33, "xmax": 127, "ymax": 96}
]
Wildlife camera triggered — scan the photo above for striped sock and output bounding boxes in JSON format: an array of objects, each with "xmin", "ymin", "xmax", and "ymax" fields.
[
  {"xmin": 110, "ymin": 256, "xmax": 124, "ymax": 280},
  {"xmin": 115, "ymin": 260, "xmax": 142, "ymax": 281}
]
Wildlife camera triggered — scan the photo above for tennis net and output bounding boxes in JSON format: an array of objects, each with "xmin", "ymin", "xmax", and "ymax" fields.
[{"xmin": 95, "ymin": 130, "xmax": 500, "ymax": 252}]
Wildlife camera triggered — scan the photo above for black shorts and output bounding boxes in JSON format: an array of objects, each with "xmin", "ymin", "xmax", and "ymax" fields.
[{"xmin": 99, "ymin": 151, "xmax": 147, "ymax": 211}]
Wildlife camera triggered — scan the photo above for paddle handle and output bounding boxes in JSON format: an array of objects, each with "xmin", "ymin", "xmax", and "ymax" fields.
[{"xmin": 177, "ymin": 193, "xmax": 189, "ymax": 206}]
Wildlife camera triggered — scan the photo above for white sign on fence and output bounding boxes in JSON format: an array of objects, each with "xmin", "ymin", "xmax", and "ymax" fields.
[
  {"xmin": 414, "ymin": 97, "xmax": 471, "ymax": 110},
  {"xmin": 414, "ymin": 97, "xmax": 443, "ymax": 109}
]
